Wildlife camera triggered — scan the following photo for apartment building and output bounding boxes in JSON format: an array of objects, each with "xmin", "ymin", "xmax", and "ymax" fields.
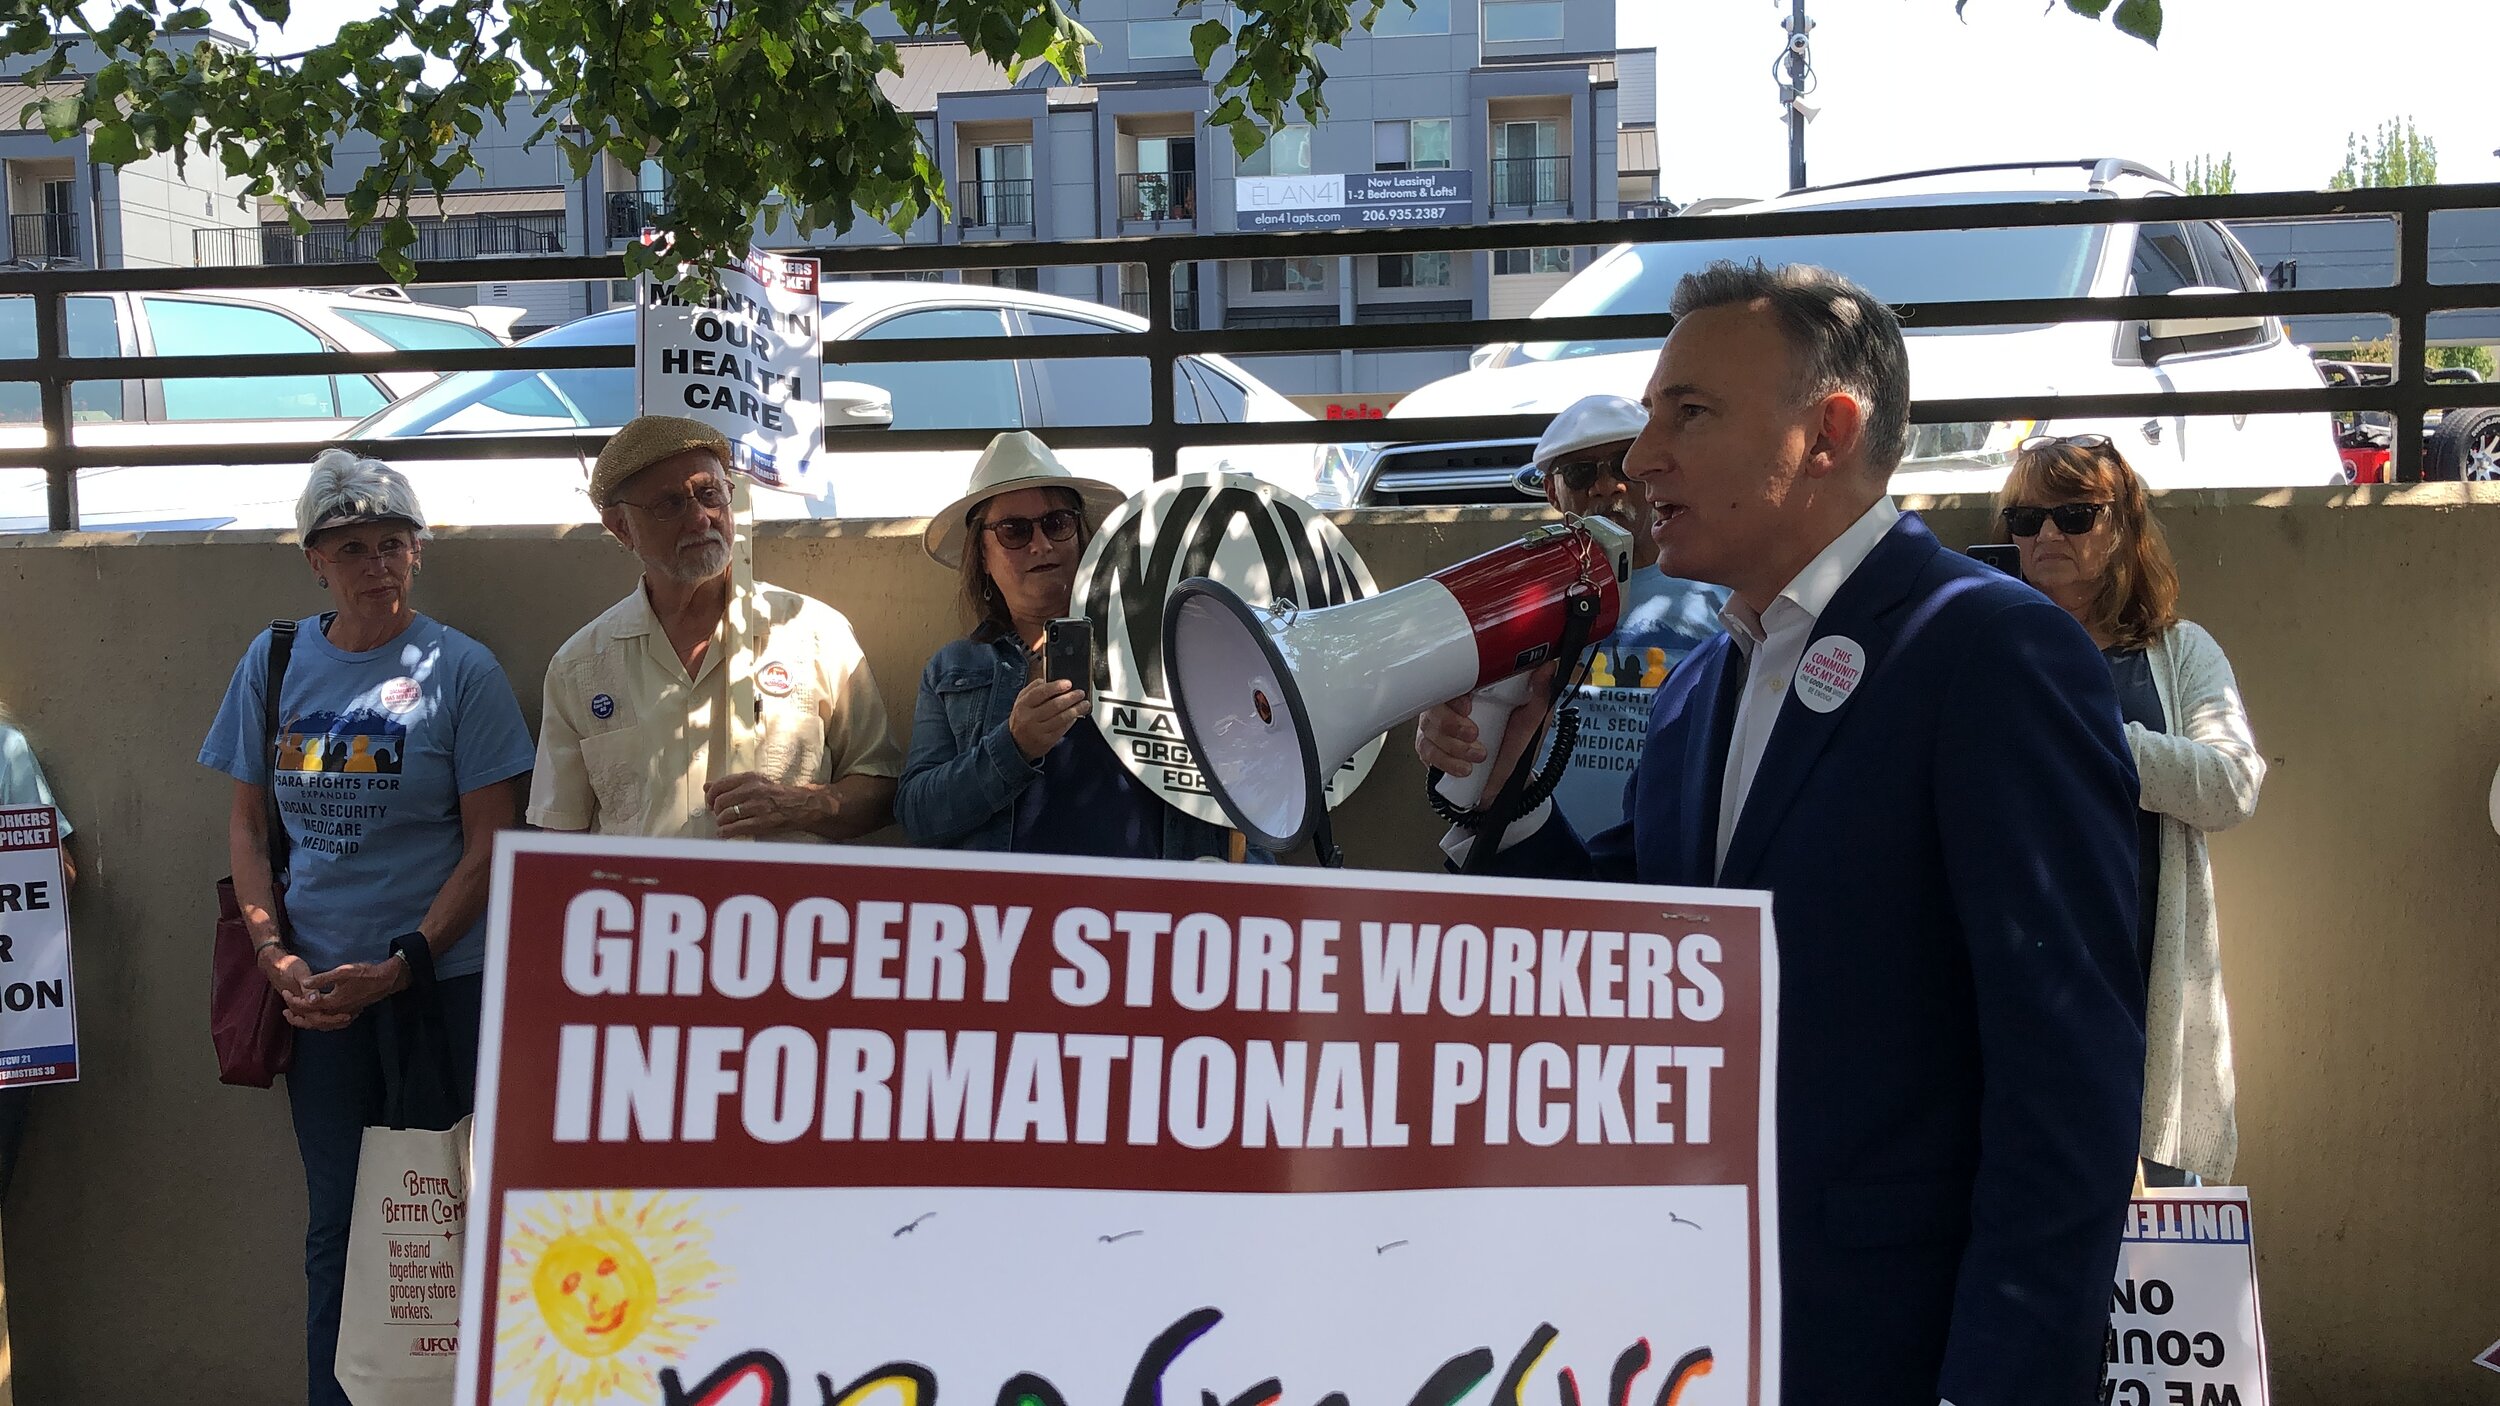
[{"xmin": 0, "ymin": 34, "xmax": 260, "ymax": 271}]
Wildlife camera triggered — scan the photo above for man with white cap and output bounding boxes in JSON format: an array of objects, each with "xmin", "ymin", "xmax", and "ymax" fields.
[
  {"xmin": 529, "ymin": 414, "xmax": 902, "ymax": 841},
  {"xmin": 1518, "ymin": 394, "xmax": 1726, "ymax": 835}
]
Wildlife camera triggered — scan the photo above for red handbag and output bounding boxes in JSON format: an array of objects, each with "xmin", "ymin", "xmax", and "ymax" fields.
[{"xmin": 209, "ymin": 619, "xmax": 299, "ymax": 1088}]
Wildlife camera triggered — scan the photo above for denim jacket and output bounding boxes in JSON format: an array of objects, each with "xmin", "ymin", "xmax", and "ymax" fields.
[{"xmin": 897, "ymin": 631, "xmax": 1262, "ymax": 861}]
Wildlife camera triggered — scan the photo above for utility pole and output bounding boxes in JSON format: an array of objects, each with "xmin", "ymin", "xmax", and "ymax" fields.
[{"xmin": 1780, "ymin": 1, "xmax": 1815, "ymax": 191}]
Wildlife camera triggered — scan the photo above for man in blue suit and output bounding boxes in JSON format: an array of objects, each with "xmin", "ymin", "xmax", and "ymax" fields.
[{"xmin": 1419, "ymin": 261, "xmax": 2145, "ymax": 1405}]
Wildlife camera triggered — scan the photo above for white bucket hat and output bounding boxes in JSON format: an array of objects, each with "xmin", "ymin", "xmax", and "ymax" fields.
[
  {"xmin": 923, "ymin": 430, "xmax": 1128, "ymax": 568},
  {"xmin": 1514, "ymin": 394, "xmax": 1649, "ymax": 497}
]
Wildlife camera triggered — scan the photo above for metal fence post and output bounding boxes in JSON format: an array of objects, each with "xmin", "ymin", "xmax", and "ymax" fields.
[
  {"xmin": 34, "ymin": 288, "xmax": 74, "ymax": 532},
  {"xmin": 2393, "ymin": 201, "xmax": 2432, "ymax": 484}
]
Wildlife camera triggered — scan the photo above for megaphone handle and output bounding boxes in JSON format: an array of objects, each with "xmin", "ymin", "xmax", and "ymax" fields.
[{"xmin": 1432, "ymin": 672, "xmax": 1541, "ymax": 810}]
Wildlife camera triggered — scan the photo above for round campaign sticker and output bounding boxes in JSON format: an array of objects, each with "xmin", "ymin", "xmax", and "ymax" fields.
[
  {"xmin": 378, "ymin": 677, "xmax": 423, "ymax": 714},
  {"xmin": 590, "ymin": 693, "xmax": 616, "ymax": 720},
  {"xmin": 1794, "ymin": 634, "xmax": 1866, "ymax": 714},
  {"xmin": 757, "ymin": 662, "xmax": 795, "ymax": 697}
]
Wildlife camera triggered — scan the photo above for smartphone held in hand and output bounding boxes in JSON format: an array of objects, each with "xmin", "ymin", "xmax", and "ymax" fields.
[{"xmin": 1045, "ymin": 617, "xmax": 1094, "ymax": 689}]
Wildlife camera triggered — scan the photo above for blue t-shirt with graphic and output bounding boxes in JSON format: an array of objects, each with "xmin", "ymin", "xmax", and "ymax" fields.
[
  {"xmin": 1556, "ymin": 569, "xmax": 1729, "ymax": 837},
  {"xmin": 199, "ymin": 614, "xmax": 535, "ymax": 979}
]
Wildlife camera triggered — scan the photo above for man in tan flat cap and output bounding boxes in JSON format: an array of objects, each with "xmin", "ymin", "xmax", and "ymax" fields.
[{"xmin": 528, "ymin": 414, "xmax": 900, "ymax": 840}]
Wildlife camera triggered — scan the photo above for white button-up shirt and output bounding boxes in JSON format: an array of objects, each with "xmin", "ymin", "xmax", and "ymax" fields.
[{"xmin": 1713, "ymin": 496, "xmax": 1899, "ymax": 873}]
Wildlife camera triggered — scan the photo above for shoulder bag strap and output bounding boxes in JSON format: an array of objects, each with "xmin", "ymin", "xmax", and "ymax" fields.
[{"xmin": 263, "ymin": 619, "xmax": 299, "ymax": 887}]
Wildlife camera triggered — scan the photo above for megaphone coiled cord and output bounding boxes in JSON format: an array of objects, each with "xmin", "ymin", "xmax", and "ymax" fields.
[{"xmin": 1426, "ymin": 701, "xmax": 1582, "ymax": 831}]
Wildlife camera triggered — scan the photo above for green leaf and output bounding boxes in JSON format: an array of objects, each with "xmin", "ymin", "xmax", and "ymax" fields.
[
  {"xmin": 2109, "ymin": 0, "xmax": 2162, "ymax": 41},
  {"xmin": 1190, "ymin": 19, "xmax": 1228, "ymax": 69},
  {"xmin": 2062, "ymin": 0, "xmax": 2116, "ymax": 16},
  {"xmin": 87, "ymin": 123, "xmax": 138, "ymax": 165},
  {"xmin": 759, "ymin": 30, "xmax": 793, "ymax": 76}
]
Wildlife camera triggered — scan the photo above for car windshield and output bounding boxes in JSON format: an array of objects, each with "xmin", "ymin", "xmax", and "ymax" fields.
[
  {"xmin": 1516, "ymin": 205, "xmax": 2106, "ymax": 363},
  {"xmin": 350, "ymin": 298, "xmax": 851, "ymax": 438}
]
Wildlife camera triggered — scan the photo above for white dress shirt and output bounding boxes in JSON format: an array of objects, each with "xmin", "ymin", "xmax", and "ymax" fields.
[
  {"xmin": 1444, "ymin": 497, "xmax": 1899, "ymax": 869},
  {"xmin": 1713, "ymin": 495, "xmax": 1899, "ymax": 874}
]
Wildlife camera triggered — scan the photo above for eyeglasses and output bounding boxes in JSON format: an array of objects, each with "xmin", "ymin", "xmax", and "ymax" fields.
[
  {"xmin": 613, "ymin": 483, "xmax": 733, "ymax": 522},
  {"xmin": 2019, "ymin": 433, "xmax": 2114, "ymax": 454},
  {"xmin": 2001, "ymin": 502, "xmax": 2111, "ymax": 537},
  {"xmin": 1547, "ymin": 453, "xmax": 1632, "ymax": 495},
  {"xmin": 980, "ymin": 508, "xmax": 1082, "ymax": 550},
  {"xmin": 321, "ymin": 539, "xmax": 413, "ymax": 563}
]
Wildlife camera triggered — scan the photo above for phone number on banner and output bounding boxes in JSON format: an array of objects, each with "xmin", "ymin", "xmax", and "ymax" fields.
[{"xmin": 1357, "ymin": 205, "xmax": 1464, "ymax": 224}]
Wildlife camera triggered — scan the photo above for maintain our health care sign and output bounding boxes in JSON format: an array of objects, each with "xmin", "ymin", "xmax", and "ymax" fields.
[
  {"xmin": 457, "ymin": 835, "xmax": 1780, "ymax": 1406},
  {"xmin": 637, "ymin": 248, "xmax": 825, "ymax": 497}
]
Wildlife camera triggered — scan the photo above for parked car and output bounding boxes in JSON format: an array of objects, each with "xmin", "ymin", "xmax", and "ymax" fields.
[
  {"xmin": 2314, "ymin": 358, "xmax": 2498, "ymax": 483},
  {"xmin": 5, "ymin": 282, "xmax": 1351, "ymax": 532},
  {"xmin": 0, "ymin": 286, "xmax": 512, "ymax": 530},
  {"xmin": 1359, "ymin": 158, "xmax": 2345, "ymax": 505}
]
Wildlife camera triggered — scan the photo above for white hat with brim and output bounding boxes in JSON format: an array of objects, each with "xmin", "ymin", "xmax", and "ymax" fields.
[
  {"xmin": 923, "ymin": 430, "xmax": 1129, "ymax": 569},
  {"xmin": 1515, "ymin": 393, "xmax": 1650, "ymax": 498}
]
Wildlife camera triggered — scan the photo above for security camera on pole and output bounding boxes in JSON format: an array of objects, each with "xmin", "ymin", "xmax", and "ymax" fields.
[{"xmin": 1777, "ymin": 2, "xmax": 1817, "ymax": 191}]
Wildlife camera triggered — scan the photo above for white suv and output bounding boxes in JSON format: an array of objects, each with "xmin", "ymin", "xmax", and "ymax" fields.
[
  {"xmin": 1362, "ymin": 159, "xmax": 2341, "ymax": 504},
  {"xmin": 0, "ymin": 286, "xmax": 508, "ymax": 531}
]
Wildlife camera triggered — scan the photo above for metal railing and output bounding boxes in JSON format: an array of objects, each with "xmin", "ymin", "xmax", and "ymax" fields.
[
  {"xmin": 1490, "ymin": 156, "xmax": 1569, "ymax": 214},
  {"xmin": 4, "ymin": 176, "xmax": 2500, "ymax": 529},
  {"xmin": 1119, "ymin": 172, "xmax": 1198, "ymax": 223},
  {"xmin": 958, "ymin": 178, "xmax": 1035, "ymax": 229},
  {"xmin": 7, "ymin": 212, "xmax": 79, "ymax": 265},
  {"xmin": 1120, "ymin": 287, "xmax": 1199, "ymax": 330},
  {"xmin": 605, "ymin": 190, "xmax": 674, "ymax": 239},
  {"xmin": 195, "ymin": 215, "xmax": 566, "ymax": 267}
]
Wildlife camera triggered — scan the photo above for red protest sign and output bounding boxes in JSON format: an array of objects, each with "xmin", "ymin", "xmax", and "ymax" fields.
[{"xmin": 458, "ymin": 837, "xmax": 1780, "ymax": 1406}]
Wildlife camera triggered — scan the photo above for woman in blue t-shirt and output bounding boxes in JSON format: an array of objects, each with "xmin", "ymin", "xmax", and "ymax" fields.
[
  {"xmin": 897, "ymin": 432, "xmax": 1250, "ymax": 861},
  {"xmin": 198, "ymin": 451, "xmax": 535, "ymax": 1406}
]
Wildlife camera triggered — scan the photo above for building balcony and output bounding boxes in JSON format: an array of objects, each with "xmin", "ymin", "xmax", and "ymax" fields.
[
  {"xmin": 1489, "ymin": 156, "xmax": 1571, "ymax": 218},
  {"xmin": 7, "ymin": 212, "xmax": 80, "ymax": 266},
  {"xmin": 958, "ymin": 178, "xmax": 1036, "ymax": 231},
  {"xmin": 605, "ymin": 189, "xmax": 675, "ymax": 240},
  {"xmin": 1119, "ymin": 288, "xmax": 1199, "ymax": 331},
  {"xmin": 1118, "ymin": 171, "xmax": 1198, "ymax": 226},
  {"xmin": 194, "ymin": 214, "xmax": 566, "ymax": 267}
]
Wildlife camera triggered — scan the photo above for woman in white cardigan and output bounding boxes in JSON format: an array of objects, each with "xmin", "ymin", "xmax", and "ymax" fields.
[{"xmin": 1999, "ymin": 436, "xmax": 2266, "ymax": 1185}]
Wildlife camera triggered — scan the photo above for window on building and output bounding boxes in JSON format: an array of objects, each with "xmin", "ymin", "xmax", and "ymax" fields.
[
  {"xmin": 1130, "ymin": 17, "xmax": 1197, "ymax": 60},
  {"xmin": 1372, "ymin": 0, "xmax": 1452, "ymax": 36},
  {"xmin": 970, "ymin": 143, "xmax": 1034, "ymax": 225},
  {"xmin": 1250, "ymin": 258, "xmax": 1328, "ymax": 294},
  {"xmin": 1493, "ymin": 119, "xmax": 1565, "ymax": 206},
  {"xmin": 1373, "ymin": 118, "xmax": 1453, "ymax": 172},
  {"xmin": 1483, "ymin": 0, "xmax": 1565, "ymax": 42},
  {"xmin": 1494, "ymin": 247, "xmax": 1573, "ymax": 276},
  {"xmin": 850, "ymin": 307, "xmax": 1022, "ymax": 431},
  {"xmin": 1239, "ymin": 126, "xmax": 1314, "ymax": 178},
  {"xmin": 1128, "ymin": 135, "xmax": 1200, "ymax": 220},
  {"xmin": 1378, "ymin": 252, "xmax": 1454, "ymax": 289},
  {"xmin": 967, "ymin": 267, "xmax": 1042, "ymax": 292},
  {"xmin": 144, "ymin": 297, "xmax": 356, "ymax": 422}
]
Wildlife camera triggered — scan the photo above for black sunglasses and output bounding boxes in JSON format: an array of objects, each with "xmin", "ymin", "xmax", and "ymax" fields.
[
  {"xmin": 1547, "ymin": 453, "xmax": 1632, "ymax": 495},
  {"xmin": 2018, "ymin": 433, "xmax": 2113, "ymax": 454},
  {"xmin": 980, "ymin": 507, "xmax": 1082, "ymax": 550},
  {"xmin": 2001, "ymin": 502, "xmax": 2111, "ymax": 537}
]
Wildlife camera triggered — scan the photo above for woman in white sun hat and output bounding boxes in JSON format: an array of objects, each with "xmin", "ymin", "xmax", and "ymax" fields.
[{"xmin": 897, "ymin": 431, "xmax": 1258, "ymax": 860}]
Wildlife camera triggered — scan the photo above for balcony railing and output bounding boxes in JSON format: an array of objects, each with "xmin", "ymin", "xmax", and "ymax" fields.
[
  {"xmin": 605, "ymin": 189, "xmax": 675, "ymax": 240},
  {"xmin": 1490, "ymin": 156, "xmax": 1571, "ymax": 215},
  {"xmin": 7, "ymin": 212, "xmax": 79, "ymax": 265},
  {"xmin": 959, "ymin": 179, "xmax": 1035, "ymax": 229},
  {"xmin": 193, "ymin": 215, "xmax": 566, "ymax": 268},
  {"xmin": 1120, "ymin": 288, "xmax": 1199, "ymax": 331},
  {"xmin": 1119, "ymin": 171, "xmax": 1198, "ymax": 223}
]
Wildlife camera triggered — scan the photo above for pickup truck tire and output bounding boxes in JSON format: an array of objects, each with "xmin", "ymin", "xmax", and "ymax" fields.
[{"xmin": 2426, "ymin": 406, "xmax": 2500, "ymax": 481}]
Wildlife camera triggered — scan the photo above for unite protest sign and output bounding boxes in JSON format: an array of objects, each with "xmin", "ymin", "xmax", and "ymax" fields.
[
  {"xmin": 0, "ymin": 804, "xmax": 75, "ymax": 1088},
  {"xmin": 2103, "ymin": 1188, "xmax": 2272, "ymax": 1406},
  {"xmin": 637, "ymin": 248, "xmax": 826, "ymax": 498},
  {"xmin": 458, "ymin": 835, "xmax": 1780, "ymax": 1406}
]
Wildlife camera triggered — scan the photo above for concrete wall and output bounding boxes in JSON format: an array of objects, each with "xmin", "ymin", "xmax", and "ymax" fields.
[{"xmin": 0, "ymin": 488, "xmax": 2495, "ymax": 1402}]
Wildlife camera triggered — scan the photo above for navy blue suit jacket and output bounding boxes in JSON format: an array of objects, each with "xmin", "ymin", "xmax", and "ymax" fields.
[{"xmin": 1493, "ymin": 513, "xmax": 2146, "ymax": 1406}]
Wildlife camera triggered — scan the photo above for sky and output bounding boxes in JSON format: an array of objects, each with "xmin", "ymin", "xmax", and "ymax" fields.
[{"xmin": 1619, "ymin": 0, "xmax": 2500, "ymax": 202}]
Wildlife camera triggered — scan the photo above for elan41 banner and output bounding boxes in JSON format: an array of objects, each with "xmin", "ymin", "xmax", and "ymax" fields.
[{"xmin": 458, "ymin": 836, "xmax": 1780, "ymax": 1406}]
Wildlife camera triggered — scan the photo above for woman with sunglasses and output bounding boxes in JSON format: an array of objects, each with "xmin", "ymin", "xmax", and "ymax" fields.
[
  {"xmin": 898, "ymin": 432, "xmax": 1251, "ymax": 860},
  {"xmin": 1999, "ymin": 434, "xmax": 2266, "ymax": 1187}
]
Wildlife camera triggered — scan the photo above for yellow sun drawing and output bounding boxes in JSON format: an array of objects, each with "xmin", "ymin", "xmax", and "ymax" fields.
[{"xmin": 494, "ymin": 1191, "xmax": 726, "ymax": 1406}]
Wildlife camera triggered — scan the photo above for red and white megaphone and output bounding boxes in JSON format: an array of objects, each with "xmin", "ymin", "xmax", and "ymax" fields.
[{"xmin": 1164, "ymin": 516, "xmax": 1635, "ymax": 853}]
